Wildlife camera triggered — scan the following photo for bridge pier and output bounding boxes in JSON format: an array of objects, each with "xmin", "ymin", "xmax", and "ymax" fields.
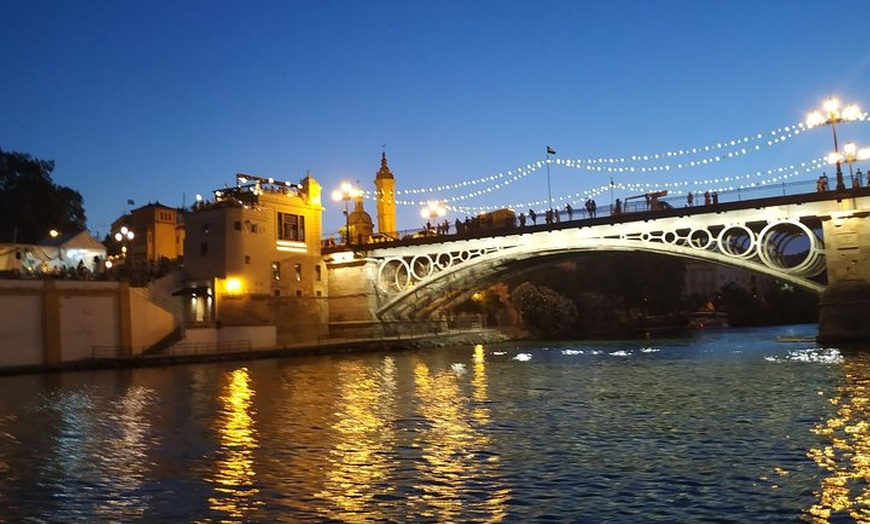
[
  {"xmin": 818, "ymin": 210, "xmax": 870, "ymax": 344},
  {"xmin": 326, "ymin": 256, "xmax": 445, "ymax": 340}
]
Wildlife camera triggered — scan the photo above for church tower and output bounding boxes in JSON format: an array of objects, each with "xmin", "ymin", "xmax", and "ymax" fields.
[{"xmin": 374, "ymin": 152, "xmax": 397, "ymax": 238}]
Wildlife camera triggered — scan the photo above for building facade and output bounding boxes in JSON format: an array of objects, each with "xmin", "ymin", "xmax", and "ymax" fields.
[
  {"xmin": 180, "ymin": 173, "xmax": 327, "ymax": 346},
  {"xmin": 110, "ymin": 202, "xmax": 185, "ymax": 263},
  {"xmin": 683, "ymin": 260, "xmax": 771, "ymax": 300}
]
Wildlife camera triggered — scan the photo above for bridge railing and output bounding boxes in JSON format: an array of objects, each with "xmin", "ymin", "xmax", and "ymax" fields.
[{"xmin": 321, "ymin": 176, "xmax": 851, "ymax": 247}]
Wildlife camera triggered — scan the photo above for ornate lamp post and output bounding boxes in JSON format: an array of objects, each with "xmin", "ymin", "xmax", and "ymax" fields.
[
  {"xmin": 114, "ymin": 226, "xmax": 134, "ymax": 258},
  {"xmin": 806, "ymin": 97, "xmax": 863, "ymax": 191},
  {"xmin": 420, "ymin": 201, "xmax": 446, "ymax": 233},
  {"xmin": 331, "ymin": 181, "xmax": 359, "ymax": 246},
  {"xmin": 843, "ymin": 142, "xmax": 870, "ymax": 187}
]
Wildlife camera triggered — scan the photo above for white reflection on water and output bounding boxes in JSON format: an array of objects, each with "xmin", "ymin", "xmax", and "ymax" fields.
[
  {"xmin": 205, "ymin": 367, "xmax": 262, "ymax": 521},
  {"xmin": 35, "ymin": 385, "xmax": 155, "ymax": 521},
  {"xmin": 411, "ymin": 345, "xmax": 509, "ymax": 522},
  {"xmin": 315, "ymin": 356, "xmax": 398, "ymax": 522},
  {"xmin": 805, "ymin": 353, "xmax": 870, "ymax": 522},
  {"xmin": 765, "ymin": 347, "xmax": 843, "ymax": 365}
]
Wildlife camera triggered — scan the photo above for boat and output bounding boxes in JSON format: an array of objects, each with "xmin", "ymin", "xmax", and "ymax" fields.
[
  {"xmin": 688, "ymin": 310, "xmax": 729, "ymax": 329},
  {"xmin": 775, "ymin": 335, "xmax": 816, "ymax": 343}
]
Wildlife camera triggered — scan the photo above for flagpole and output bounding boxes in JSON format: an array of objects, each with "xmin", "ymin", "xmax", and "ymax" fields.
[
  {"xmin": 610, "ymin": 177, "xmax": 614, "ymax": 213},
  {"xmin": 546, "ymin": 147, "xmax": 554, "ymax": 213}
]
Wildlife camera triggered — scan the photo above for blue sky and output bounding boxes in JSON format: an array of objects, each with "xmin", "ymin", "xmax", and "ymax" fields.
[{"xmin": 3, "ymin": 0, "xmax": 870, "ymax": 238}]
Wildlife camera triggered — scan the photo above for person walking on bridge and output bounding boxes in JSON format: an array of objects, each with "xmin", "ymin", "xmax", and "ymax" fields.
[
  {"xmin": 529, "ymin": 208, "xmax": 537, "ymax": 225},
  {"xmin": 566, "ymin": 203, "xmax": 573, "ymax": 221}
]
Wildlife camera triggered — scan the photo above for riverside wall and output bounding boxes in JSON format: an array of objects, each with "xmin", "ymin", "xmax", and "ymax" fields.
[{"xmin": 0, "ymin": 280, "xmax": 176, "ymax": 367}]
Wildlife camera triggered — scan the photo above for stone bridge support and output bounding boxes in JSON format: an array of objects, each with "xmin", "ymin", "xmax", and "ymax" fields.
[
  {"xmin": 326, "ymin": 257, "xmax": 444, "ymax": 340},
  {"xmin": 326, "ymin": 258, "xmax": 381, "ymax": 339},
  {"xmin": 819, "ymin": 209, "xmax": 870, "ymax": 343}
]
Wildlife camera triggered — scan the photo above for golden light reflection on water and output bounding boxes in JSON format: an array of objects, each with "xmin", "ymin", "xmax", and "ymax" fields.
[
  {"xmin": 411, "ymin": 344, "xmax": 509, "ymax": 522},
  {"xmin": 315, "ymin": 357, "xmax": 397, "ymax": 522},
  {"xmin": 805, "ymin": 354, "xmax": 870, "ymax": 522},
  {"xmin": 206, "ymin": 367, "xmax": 261, "ymax": 521}
]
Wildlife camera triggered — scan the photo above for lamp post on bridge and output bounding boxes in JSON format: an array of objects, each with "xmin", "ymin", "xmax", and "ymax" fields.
[
  {"xmin": 331, "ymin": 181, "xmax": 360, "ymax": 246},
  {"xmin": 839, "ymin": 142, "xmax": 870, "ymax": 187},
  {"xmin": 806, "ymin": 97, "xmax": 863, "ymax": 191},
  {"xmin": 420, "ymin": 201, "xmax": 446, "ymax": 234}
]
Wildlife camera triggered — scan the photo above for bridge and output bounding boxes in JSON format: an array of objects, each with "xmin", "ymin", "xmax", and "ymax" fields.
[{"xmin": 326, "ymin": 185, "xmax": 870, "ymax": 343}]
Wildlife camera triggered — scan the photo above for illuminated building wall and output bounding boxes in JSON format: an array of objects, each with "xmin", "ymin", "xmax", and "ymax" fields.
[
  {"xmin": 181, "ymin": 173, "xmax": 327, "ymax": 343},
  {"xmin": 112, "ymin": 202, "xmax": 184, "ymax": 262}
]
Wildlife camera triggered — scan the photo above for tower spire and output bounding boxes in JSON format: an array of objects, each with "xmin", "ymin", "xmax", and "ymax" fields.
[{"xmin": 374, "ymin": 151, "xmax": 397, "ymax": 237}]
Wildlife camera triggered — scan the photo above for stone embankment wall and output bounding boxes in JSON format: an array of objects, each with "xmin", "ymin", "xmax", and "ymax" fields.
[{"xmin": 0, "ymin": 280, "xmax": 176, "ymax": 367}]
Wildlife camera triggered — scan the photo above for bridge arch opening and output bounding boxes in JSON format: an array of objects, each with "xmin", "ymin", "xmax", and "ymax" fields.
[
  {"xmin": 757, "ymin": 220, "xmax": 825, "ymax": 276},
  {"xmin": 717, "ymin": 224, "xmax": 756, "ymax": 260}
]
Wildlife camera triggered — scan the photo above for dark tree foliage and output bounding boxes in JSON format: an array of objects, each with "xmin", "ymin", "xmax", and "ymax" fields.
[
  {"xmin": 0, "ymin": 148, "xmax": 86, "ymax": 243},
  {"xmin": 718, "ymin": 281, "xmax": 818, "ymax": 326},
  {"xmin": 526, "ymin": 253, "xmax": 686, "ymax": 316},
  {"xmin": 511, "ymin": 281, "xmax": 578, "ymax": 338}
]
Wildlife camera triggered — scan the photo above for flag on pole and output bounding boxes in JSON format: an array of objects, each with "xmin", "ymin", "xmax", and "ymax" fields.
[{"xmin": 546, "ymin": 146, "xmax": 556, "ymax": 155}]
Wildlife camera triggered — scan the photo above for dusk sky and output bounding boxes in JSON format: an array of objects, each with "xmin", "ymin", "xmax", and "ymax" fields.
[{"xmin": 3, "ymin": 1, "xmax": 870, "ymax": 238}]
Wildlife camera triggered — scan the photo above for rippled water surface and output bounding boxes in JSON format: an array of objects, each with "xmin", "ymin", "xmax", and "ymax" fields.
[{"xmin": 1, "ymin": 324, "xmax": 868, "ymax": 522}]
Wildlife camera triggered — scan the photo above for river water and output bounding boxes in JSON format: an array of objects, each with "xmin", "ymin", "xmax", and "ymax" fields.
[{"xmin": 0, "ymin": 324, "xmax": 867, "ymax": 523}]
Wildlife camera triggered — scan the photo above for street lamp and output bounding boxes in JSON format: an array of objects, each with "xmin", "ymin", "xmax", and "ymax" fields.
[
  {"xmin": 114, "ymin": 226, "xmax": 134, "ymax": 257},
  {"xmin": 843, "ymin": 142, "xmax": 870, "ymax": 187},
  {"xmin": 331, "ymin": 181, "xmax": 359, "ymax": 246},
  {"xmin": 806, "ymin": 97, "xmax": 863, "ymax": 191},
  {"xmin": 831, "ymin": 142, "xmax": 870, "ymax": 187},
  {"xmin": 420, "ymin": 201, "xmax": 446, "ymax": 232}
]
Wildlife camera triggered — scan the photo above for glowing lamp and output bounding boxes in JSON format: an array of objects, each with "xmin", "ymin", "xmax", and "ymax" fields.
[{"xmin": 225, "ymin": 277, "xmax": 242, "ymax": 294}]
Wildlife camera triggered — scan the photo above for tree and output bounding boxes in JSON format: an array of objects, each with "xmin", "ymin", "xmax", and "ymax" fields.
[
  {"xmin": 511, "ymin": 282, "xmax": 578, "ymax": 338},
  {"xmin": 0, "ymin": 148, "xmax": 86, "ymax": 243}
]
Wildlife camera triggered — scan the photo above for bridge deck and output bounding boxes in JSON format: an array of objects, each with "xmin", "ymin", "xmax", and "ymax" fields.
[{"xmin": 324, "ymin": 186, "xmax": 870, "ymax": 254}]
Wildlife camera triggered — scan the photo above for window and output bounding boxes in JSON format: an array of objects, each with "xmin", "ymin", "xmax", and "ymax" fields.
[
  {"xmin": 295, "ymin": 290, "xmax": 302, "ymax": 297},
  {"xmin": 234, "ymin": 221, "xmax": 242, "ymax": 231},
  {"xmin": 250, "ymin": 223, "xmax": 258, "ymax": 233},
  {"xmin": 316, "ymin": 290, "xmax": 322, "ymax": 297},
  {"xmin": 245, "ymin": 255, "xmax": 251, "ymax": 264},
  {"xmin": 200, "ymin": 242, "xmax": 208, "ymax": 256},
  {"xmin": 315, "ymin": 264, "xmax": 322, "ymax": 282},
  {"xmin": 278, "ymin": 213, "xmax": 305, "ymax": 241}
]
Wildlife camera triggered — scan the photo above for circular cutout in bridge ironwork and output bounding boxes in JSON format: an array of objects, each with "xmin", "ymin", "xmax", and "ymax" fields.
[
  {"xmin": 688, "ymin": 228, "xmax": 714, "ymax": 250},
  {"xmin": 410, "ymin": 255, "xmax": 435, "ymax": 280},
  {"xmin": 717, "ymin": 225, "xmax": 757, "ymax": 259},
  {"xmin": 756, "ymin": 220, "xmax": 825, "ymax": 276},
  {"xmin": 378, "ymin": 258, "xmax": 412, "ymax": 294},
  {"xmin": 435, "ymin": 252, "xmax": 453, "ymax": 270}
]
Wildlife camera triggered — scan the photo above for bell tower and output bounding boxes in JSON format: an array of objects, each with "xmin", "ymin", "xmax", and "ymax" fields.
[{"xmin": 374, "ymin": 152, "xmax": 397, "ymax": 238}]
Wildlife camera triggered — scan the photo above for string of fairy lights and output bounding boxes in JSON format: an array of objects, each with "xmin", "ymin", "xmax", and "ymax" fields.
[{"xmin": 353, "ymin": 115, "xmax": 868, "ymax": 215}]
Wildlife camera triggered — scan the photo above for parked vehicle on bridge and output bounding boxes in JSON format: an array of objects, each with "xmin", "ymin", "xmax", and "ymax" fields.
[
  {"xmin": 478, "ymin": 208, "xmax": 517, "ymax": 230},
  {"xmin": 622, "ymin": 190, "xmax": 673, "ymax": 213}
]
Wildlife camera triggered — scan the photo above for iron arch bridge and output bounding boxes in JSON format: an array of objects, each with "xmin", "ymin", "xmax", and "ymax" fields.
[{"xmin": 343, "ymin": 191, "xmax": 870, "ymax": 321}]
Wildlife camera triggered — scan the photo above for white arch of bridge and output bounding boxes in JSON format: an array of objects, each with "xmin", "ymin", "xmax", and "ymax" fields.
[{"xmin": 364, "ymin": 203, "xmax": 835, "ymax": 321}]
